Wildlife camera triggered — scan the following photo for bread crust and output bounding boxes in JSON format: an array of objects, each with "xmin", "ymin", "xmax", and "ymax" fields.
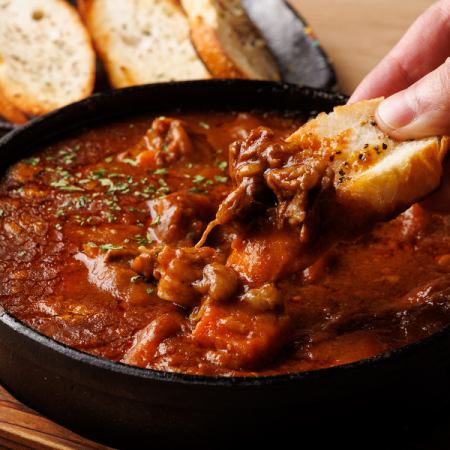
[
  {"xmin": 288, "ymin": 99, "xmax": 450, "ymax": 221},
  {"xmin": 189, "ymin": 17, "xmax": 246, "ymax": 79},
  {"xmin": 182, "ymin": 0, "xmax": 280, "ymax": 81},
  {"xmin": 0, "ymin": 88, "xmax": 27, "ymax": 124},
  {"xmin": 0, "ymin": 0, "xmax": 96, "ymax": 116}
]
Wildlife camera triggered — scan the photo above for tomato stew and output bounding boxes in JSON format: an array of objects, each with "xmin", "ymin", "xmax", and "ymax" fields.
[{"xmin": 1, "ymin": 111, "xmax": 450, "ymax": 376}]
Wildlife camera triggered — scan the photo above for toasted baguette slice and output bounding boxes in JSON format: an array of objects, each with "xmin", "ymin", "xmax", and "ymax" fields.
[
  {"xmin": 0, "ymin": 0, "xmax": 95, "ymax": 116},
  {"xmin": 181, "ymin": 0, "xmax": 280, "ymax": 80},
  {"xmin": 80, "ymin": 0, "xmax": 210, "ymax": 87},
  {"xmin": 288, "ymin": 98, "xmax": 450, "ymax": 219}
]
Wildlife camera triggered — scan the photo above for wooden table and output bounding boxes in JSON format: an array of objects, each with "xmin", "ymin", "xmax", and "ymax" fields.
[
  {"xmin": 290, "ymin": 0, "xmax": 434, "ymax": 94},
  {"xmin": 0, "ymin": 0, "xmax": 437, "ymax": 448}
]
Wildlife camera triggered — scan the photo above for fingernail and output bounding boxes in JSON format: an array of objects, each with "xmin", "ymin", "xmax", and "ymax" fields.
[{"xmin": 376, "ymin": 92, "xmax": 416, "ymax": 131}]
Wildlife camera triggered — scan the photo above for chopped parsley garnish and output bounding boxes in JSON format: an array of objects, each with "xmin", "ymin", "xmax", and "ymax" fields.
[
  {"xmin": 123, "ymin": 158, "xmax": 138, "ymax": 166},
  {"xmin": 99, "ymin": 178, "xmax": 114, "ymax": 188},
  {"xmin": 50, "ymin": 180, "xmax": 83, "ymax": 192},
  {"xmin": 0, "ymin": 209, "xmax": 4, "ymax": 217},
  {"xmin": 192, "ymin": 175, "xmax": 206, "ymax": 184},
  {"xmin": 214, "ymin": 175, "xmax": 228, "ymax": 183},
  {"xmin": 75, "ymin": 196, "xmax": 88, "ymax": 209},
  {"xmin": 151, "ymin": 215, "xmax": 161, "ymax": 226},
  {"xmin": 153, "ymin": 168, "xmax": 168, "ymax": 175},
  {"xmin": 217, "ymin": 161, "xmax": 228, "ymax": 171},
  {"xmin": 198, "ymin": 121, "xmax": 210, "ymax": 129},
  {"xmin": 146, "ymin": 287, "xmax": 154, "ymax": 295},
  {"xmin": 189, "ymin": 187, "xmax": 207, "ymax": 194},
  {"xmin": 55, "ymin": 223, "xmax": 63, "ymax": 231},
  {"xmin": 143, "ymin": 185, "xmax": 156, "ymax": 193},
  {"xmin": 106, "ymin": 213, "xmax": 117, "ymax": 223},
  {"xmin": 23, "ymin": 157, "xmax": 40, "ymax": 166},
  {"xmin": 133, "ymin": 235, "xmax": 149, "ymax": 245},
  {"xmin": 99, "ymin": 243, "xmax": 125, "ymax": 252},
  {"xmin": 91, "ymin": 169, "xmax": 107, "ymax": 179},
  {"xmin": 130, "ymin": 275, "xmax": 142, "ymax": 284},
  {"xmin": 104, "ymin": 156, "xmax": 113, "ymax": 163}
]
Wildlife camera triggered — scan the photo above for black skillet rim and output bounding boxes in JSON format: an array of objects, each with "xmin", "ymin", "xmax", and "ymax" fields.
[{"xmin": 0, "ymin": 79, "xmax": 449, "ymax": 388}]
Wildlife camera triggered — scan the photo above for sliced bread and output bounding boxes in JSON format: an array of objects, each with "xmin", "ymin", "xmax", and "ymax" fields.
[
  {"xmin": 0, "ymin": 0, "xmax": 96, "ymax": 116},
  {"xmin": 79, "ymin": 0, "xmax": 210, "ymax": 87},
  {"xmin": 181, "ymin": 0, "xmax": 280, "ymax": 80},
  {"xmin": 287, "ymin": 98, "xmax": 450, "ymax": 219}
]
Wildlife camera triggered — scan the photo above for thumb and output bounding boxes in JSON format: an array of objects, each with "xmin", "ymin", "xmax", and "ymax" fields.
[{"xmin": 376, "ymin": 57, "xmax": 450, "ymax": 140}]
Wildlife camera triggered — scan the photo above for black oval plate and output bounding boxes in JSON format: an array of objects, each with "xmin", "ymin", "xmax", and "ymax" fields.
[{"xmin": 242, "ymin": 0, "xmax": 336, "ymax": 89}]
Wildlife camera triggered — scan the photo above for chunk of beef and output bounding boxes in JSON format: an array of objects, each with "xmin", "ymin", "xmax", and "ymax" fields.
[
  {"xmin": 147, "ymin": 192, "xmax": 217, "ymax": 245},
  {"xmin": 75, "ymin": 252, "xmax": 154, "ymax": 306},
  {"xmin": 136, "ymin": 117, "xmax": 193, "ymax": 168},
  {"xmin": 214, "ymin": 127, "xmax": 281, "ymax": 225},
  {"xmin": 199, "ymin": 126, "xmax": 335, "ymax": 246},
  {"xmin": 154, "ymin": 246, "xmax": 218, "ymax": 308},
  {"xmin": 193, "ymin": 262, "xmax": 239, "ymax": 303},
  {"xmin": 131, "ymin": 250, "xmax": 157, "ymax": 279},
  {"xmin": 122, "ymin": 312, "xmax": 184, "ymax": 367},
  {"xmin": 241, "ymin": 283, "xmax": 282, "ymax": 311}
]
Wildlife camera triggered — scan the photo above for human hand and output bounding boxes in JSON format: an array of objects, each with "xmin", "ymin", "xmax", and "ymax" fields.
[{"xmin": 349, "ymin": 0, "xmax": 450, "ymax": 140}]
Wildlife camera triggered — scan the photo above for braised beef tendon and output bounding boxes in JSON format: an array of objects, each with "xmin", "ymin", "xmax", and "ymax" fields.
[{"xmin": 1, "ymin": 111, "xmax": 450, "ymax": 376}]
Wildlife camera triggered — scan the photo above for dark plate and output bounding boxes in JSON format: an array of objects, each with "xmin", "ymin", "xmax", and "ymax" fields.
[
  {"xmin": 0, "ymin": 81, "xmax": 449, "ymax": 448},
  {"xmin": 242, "ymin": 0, "xmax": 336, "ymax": 88}
]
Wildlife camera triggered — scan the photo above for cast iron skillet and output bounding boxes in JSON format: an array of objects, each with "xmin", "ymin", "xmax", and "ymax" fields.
[{"xmin": 0, "ymin": 81, "xmax": 450, "ymax": 448}]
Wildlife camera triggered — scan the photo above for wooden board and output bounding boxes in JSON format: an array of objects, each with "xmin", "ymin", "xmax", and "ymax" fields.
[
  {"xmin": 0, "ymin": 0, "xmax": 438, "ymax": 448},
  {"xmin": 290, "ymin": 0, "xmax": 435, "ymax": 94},
  {"xmin": 0, "ymin": 386, "xmax": 110, "ymax": 449}
]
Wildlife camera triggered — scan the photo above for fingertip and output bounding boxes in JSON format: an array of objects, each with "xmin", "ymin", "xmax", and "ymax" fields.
[{"xmin": 375, "ymin": 92, "xmax": 417, "ymax": 140}]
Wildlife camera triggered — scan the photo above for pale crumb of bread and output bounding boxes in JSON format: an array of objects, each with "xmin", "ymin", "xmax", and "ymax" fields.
[
  {"xmin": 181, "ymin": 0, "xmax": 280, "ymax": 80},
  {"xmin": 288, "ymin": 98, "xmax": 450, "ymax": 217},
  {"xmin": 81, "ymin": 0, "xmax": 210, "ymax": 88},
  {"xmin": 0, "ymin": 0, "xmax": 95, "ymax": 116}
]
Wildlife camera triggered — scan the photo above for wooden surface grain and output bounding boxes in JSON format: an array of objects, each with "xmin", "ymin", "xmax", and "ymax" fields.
[
  {"xmin": 290, "ymin": 0, "xmax": 435, "ymax": 94},
  {"xmin": 0, "ymin": 0, "xmax": 436, "ymax": 448},
  {"xmin": 0, "ymin": 385, "xmax": 109, "ymax": 449}
]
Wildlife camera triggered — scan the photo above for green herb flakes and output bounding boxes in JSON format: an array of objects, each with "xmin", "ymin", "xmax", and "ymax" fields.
[
  {"xmin": 23, "ymin": 157, "xmax": 40, "ymax": 166},
  {"xmin": 189, "ymin": 187, "xmax": 207, "ymax": 194},
  {"xmin": 198, "ymin": 121, "xmax": 210, "ymax": 129},
  {"xmin": 217, "ymin": 161, "xmax": 228, "ymax": 171},
  {"xmin": 99, "ymin": 243, "xmax": 125, "ymax": 252},
  {"xmin": 214, "ymin": 175, "xmax": 228, "ymax": 183},
  {"xmin": 123, "ymin": 158, "xmax": 138, "ymax": 167},
  {"xmin": 192, "ymin": 175, "xmax": 205, "ymax": 184}
]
